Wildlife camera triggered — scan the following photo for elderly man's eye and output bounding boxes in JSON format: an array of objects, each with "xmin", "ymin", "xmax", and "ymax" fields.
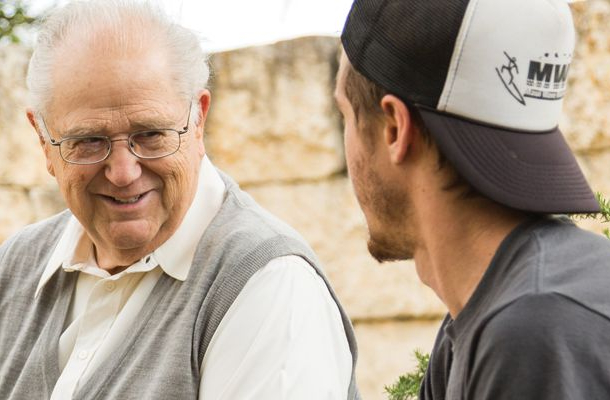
[
  {"xmin": 138, "ymin": 131, "xmax": 163, "ymax": 138},
  {"xmin": 134, "ymin": 131, "xmax": 167, "ymax": 143},
  {"xmin": 79, "ymin": 137, "xmax": 105, "ymax": 145},
  {"xmin": 133, "ymin": 130, "xmax": 171, "ymax": 145},
  {"xmin": 65, "ymin": 136, "xmax": 106, "ymax": 150}
]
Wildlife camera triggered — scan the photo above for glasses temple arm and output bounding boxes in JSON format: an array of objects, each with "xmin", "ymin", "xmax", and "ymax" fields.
[{"xmin": 39, "ymin": 116, "xmax": 60, "ymax": 146}]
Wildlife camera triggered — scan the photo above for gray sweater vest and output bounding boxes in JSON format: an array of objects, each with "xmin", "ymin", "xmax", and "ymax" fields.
[{"xmin": 0, "ymin": 172, "xmax": 360, "ymax": 399}]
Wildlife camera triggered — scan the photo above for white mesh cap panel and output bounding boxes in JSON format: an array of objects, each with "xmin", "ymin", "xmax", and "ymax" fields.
[{"xmin": 438, "ymin": 0, "xmax": 575, "ymax": 131}]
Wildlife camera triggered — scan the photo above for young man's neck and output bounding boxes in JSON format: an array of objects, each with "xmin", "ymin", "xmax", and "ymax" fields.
[{"xmin": 413, "ymin": 195, "xmax": 528, "ymax": 319}]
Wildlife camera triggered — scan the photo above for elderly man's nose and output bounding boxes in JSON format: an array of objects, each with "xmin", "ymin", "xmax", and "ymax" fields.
[{"xmin": 104, "ymin": 140, "xmax": 142, "ymax": 187}]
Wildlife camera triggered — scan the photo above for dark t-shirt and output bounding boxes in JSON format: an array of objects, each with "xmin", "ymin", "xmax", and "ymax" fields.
[{"xmin": 420, "ymin": 216, "xmax": 610, "ymax": 400}]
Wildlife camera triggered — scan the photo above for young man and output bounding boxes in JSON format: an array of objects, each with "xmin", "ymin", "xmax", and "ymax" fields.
[{"xmin": 336, "ymin": 0, "xmax": 610, "ymax": 398}]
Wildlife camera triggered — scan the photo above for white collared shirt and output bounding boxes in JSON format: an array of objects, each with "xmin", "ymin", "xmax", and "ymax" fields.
[{"xmin": 37, "ymin": 156, "xmax": 352, "ymax": 400}]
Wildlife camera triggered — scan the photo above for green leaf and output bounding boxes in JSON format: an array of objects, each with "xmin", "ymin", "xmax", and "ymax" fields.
[
  {"xmin": 596, "ymin": 192, "xmax": 610, "ymax": 223},
  {"xmin": 0, "ymin": 1, "xmax": 36, "ymax": 44},
  {"xmin": 385, "ymin": 350, "xmax": 430, "ymax": 400},
  {"xmin": 571, "ymin": 192, "xmax": 609, "ymax": 240}
]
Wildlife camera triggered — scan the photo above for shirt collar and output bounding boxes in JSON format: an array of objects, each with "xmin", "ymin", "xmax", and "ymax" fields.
[
  {"xmin": 152, "ymin": 156, "xmax": 225, "ymax": 280},
  {"xmin": 35, "ymin": 156, "xmax": 226, "ymax": 298}
]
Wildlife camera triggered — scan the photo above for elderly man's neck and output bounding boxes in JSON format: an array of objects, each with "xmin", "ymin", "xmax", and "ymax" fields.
[
  {"xmin": 91, "ymin": 244, "xmax": 149, "ymax": 275},
  {"xmin": 89, "ymin": 225, "xmax": 179, "ymax": 274}
]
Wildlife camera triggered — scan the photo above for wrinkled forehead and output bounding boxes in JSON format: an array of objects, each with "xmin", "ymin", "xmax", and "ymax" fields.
[{"xmin": 46, "ymin": 42, "xmax": 183, "ymax": 131}]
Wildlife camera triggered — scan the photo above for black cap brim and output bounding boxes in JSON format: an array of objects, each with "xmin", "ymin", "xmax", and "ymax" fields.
[{"xmin": 419, "ymin": 108, "xmax": 600, "ymax": 214}]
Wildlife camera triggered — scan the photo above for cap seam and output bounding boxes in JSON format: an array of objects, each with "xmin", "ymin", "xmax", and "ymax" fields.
[
  {"xmin": 439, "ymin": 0, "xmax": 481, "ymax": 111},
  {"xmin": 419, "ymin": 106, "xmax": 558, "ymax": 134},
  {"xmin": 355, "ymin": 0, "xmax": 393, "ymax": 68},
  {"xmin": 453, "ymin": 140, "xmax": 594, "ymax": 200}
]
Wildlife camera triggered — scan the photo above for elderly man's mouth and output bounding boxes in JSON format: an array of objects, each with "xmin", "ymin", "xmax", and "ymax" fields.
[
  {"xmin": 102, "ymin": 191, "xmax": 151, "ymax": 207},
  {"xmin": 112, "ymin": 195, "xmax": 142, "ymax": 204}
]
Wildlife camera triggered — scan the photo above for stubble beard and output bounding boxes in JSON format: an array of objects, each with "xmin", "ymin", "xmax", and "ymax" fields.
[
  {"xmin": 368, "ymin": 233, "xmax": 415, "ymax": 263},
  {"xmin": 353, "ymin": 156, "xmax": 416, "ymax": 263}
]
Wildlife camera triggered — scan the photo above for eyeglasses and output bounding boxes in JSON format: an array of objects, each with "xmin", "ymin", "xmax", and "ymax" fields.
[{"xmin": 40, "ymin": 104, "xmax": 192, "ymax": 165}]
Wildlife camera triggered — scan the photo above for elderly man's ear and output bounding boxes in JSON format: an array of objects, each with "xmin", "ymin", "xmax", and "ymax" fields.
[
  {"xmin": 26, "ymin": 108, "xmax": 56, "ymax": 177},
  {"xmin": 194, "ymin": 90, "xmax": 212, "ymax": 157}
]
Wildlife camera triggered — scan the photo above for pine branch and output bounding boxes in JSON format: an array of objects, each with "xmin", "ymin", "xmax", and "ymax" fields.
[
  {"xmin": 385, "ymin": 350, "xmax": 430, "ymax": 400},
  {"xmin": 572, "ymin": 192, "xmax": 610, "ymax": 240},
  {"xmin": 596, "ymin": 192, "xmax": 610, "ymax": 224}
]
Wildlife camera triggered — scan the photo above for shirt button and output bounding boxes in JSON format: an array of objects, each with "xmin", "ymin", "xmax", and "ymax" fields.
[
  {"xmin": 104, "ymin": 282, "xmax": 116, "ymax": 292},
  {"xmin": 78, "ymin": 350, "xmax": 89, "ymax": 360}
]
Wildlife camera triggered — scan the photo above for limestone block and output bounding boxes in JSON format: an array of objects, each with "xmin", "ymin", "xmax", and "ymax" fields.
[
  {"xmin": 354, "ymin": 320, "xmax": 442, "ymax": 400},
  {"xmin": 205, "ymin": 36, "xmax": 344, "ymax": 185},
  {"xmin": 245, "ymin": 177, "xmax": 447, "ymax": 321},
  {"xmin": 574, "ymin": 217, "xmax": 609, "ymax": 240},
  {"xmin": 577, "ymin": 150, "xmax": 610, "ymax": 196},
  {"xmin": 561, "ymin": 1, "xmax": 610, "ymax": 152},
  {"xmin": 0, "ymin": 45, "xmax": 52, "ymax": 187},
  {"xmin": 0, "ymin": 186, "xmax": 35, "ymax": 243}
]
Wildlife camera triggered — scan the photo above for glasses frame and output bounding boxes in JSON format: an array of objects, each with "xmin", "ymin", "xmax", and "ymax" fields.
[{"xmin": 39, "ymin": 103, "xmax": 192, "ymax": 165}]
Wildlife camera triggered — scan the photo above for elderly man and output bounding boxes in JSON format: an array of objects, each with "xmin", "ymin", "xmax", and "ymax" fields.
[
  {"xmin": 0, "ymin": 1, "xmax": 360, "ymax": 399},
  {"xmin": 336, "ymin": 0, "xmax": 610, "ymax": 399}
]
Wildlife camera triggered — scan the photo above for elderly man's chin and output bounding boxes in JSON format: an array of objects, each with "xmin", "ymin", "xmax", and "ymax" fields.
[{"xmin": 99, "ymin": 219, "xmax": 165, "ymax": 251}]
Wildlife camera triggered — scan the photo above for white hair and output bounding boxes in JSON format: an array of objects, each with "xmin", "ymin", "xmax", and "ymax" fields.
[{"xmin": 27, "ymin": 0, "xmax": 209, "ymax": 124}]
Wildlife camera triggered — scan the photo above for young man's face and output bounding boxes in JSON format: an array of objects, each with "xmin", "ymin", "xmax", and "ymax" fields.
[
  {"xmin": 334, "ymin": 52, "xmax": 416, "ymax": 262},
  {"xmin": 334, "ymin": 53, "xmax": 372, "ymax": 225}
]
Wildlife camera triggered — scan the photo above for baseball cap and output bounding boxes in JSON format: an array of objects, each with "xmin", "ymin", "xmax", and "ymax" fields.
[{"xmin": 341, "ymin": 0, "xmax": 600, "ymax": 213}]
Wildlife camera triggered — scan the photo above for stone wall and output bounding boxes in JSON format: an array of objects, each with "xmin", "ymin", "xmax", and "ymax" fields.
[
  {"xmin": 0, "ymin": 44, "xmax": 63, "ymax": 241},
  {"xmin": 1, "ymin": 2, "xmax": 609, "ymax": 399}
]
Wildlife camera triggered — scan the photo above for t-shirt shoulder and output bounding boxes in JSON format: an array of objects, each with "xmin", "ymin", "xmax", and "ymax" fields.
[{"xmin": 468, "ymin": 292, "xmax": 610, "ymax": 399}]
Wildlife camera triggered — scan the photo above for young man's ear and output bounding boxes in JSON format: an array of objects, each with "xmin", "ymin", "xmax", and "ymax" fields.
[
  {"xmin": 380, "ymin": 95, "xmax": 413, "ymax": 164},
  {"xmin": 26, "ymin": 108, "xmax": 56, "ymax": 177}
]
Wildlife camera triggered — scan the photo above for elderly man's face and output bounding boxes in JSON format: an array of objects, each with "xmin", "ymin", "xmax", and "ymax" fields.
[{"xmin": 35, "ymin": 44, "xmax": 208, "ymax": 267}]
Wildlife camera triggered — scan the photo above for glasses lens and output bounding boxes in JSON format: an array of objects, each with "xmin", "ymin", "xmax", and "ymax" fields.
[
  {"xmin": 60, "ymin": 137, "xmax": 110, "ymax": 164},
  {"xmin": 130, "ymin": 130, "xmax": 181, "ymax": 158}
]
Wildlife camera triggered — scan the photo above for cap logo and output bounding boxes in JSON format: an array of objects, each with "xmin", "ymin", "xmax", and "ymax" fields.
[
  {"xmin": 525, "ymin": 55, "xmax": 570, "ymax": 101},
  {"xmin": 496, "ymin": 51, "xmax": 571, "ymax": 106},
  {"xmin": 496, "ymin": 51, "xmax": 526, "ymax": 106}
]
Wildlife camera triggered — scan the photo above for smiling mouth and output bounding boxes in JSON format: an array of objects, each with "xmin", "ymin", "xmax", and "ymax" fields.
[{"xmin": 104, "ymin": 193, "xmax": 147, "ymax": 205}]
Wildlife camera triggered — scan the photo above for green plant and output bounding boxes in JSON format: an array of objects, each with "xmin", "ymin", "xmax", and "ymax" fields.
[
  {"xmin": 595, "ymin": 192, "xmax": 610, "ymax": 239},
  {"xmin": 0, "ymin": 1, "xmax": 36, "ymax": 44},
  {"xmin": 384, "ymin": 350, "xmax": 430, "ymax": 400},
  {"xmin": 578, "ymin": 192, "xmax": 610, "ymax": 240}
]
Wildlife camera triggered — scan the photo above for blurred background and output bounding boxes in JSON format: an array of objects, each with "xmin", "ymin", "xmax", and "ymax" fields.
[{"xmin": 1, "ymin": 1, "xmax": 609, "ymax": 399}]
